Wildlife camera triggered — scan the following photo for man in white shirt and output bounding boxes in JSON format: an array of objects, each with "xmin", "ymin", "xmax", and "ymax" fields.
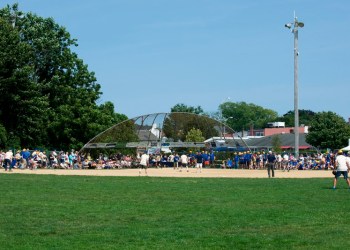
[
  {"xmin": 282, "ymin": 153, "xmax": 289, "ymax": 171},
  {"xmin": 4, "ymin": 150, "xmax": 13, "ymax": 171},
  {"xmin": 139, "ymin": 151, "xmax": 149, "ymax": 176},
  {"xmin": 180, "ymin": 153, "xmax": 188, "ymax": 172},
  {"xmin": 332, "ymin": 150, "xmax": 350, "ymax": 189}
]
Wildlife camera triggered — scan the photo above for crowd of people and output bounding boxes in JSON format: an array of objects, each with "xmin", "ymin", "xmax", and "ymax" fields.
[
  {"xmin": 0, "ymin": 149, "xmax": 214, "ymax": 172},
  {"xmin": 2, "ymin": 147, "xmax": 349, "ymax": 189},
  {"xmin": 1, "ymin": 148, "xmax": 346, "ymax": 173},
  {"xmin": 221, "ymin": 151, "xmax": 342, "ymax": 171}
]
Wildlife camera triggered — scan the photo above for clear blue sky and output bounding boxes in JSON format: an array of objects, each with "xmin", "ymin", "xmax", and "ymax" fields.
[{"xmin": 3, "ymin": 0, "xmax": 350, "ymax": 121}]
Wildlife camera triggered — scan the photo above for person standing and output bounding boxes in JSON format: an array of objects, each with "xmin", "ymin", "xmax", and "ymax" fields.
[
  {"xmin": 202, "ymin": 151, "xmax": 209, "ymax": 168},
  {"xmin": 209, "ymin": 151, "xmax": 215, "ymax": 165},
  {"xmin": 195, "ymin": 151, "xmax": 203, "ymax": 173},
  {"xmin": 21, "ymin": 149, "xmax": 30, "ymax": 167},
  {"xmin": 173, "ymin": 153, "xmax": 179, "ymax": 170},
  {"xmin": 180, "ymin": 152, "xmax": 188, "ymax": 172},
  {"xmin": 282, "ymin": 153, "xmax": 289, "ymax": 171},
  {"xmin": 4, "ymin": 149, "xmax": 13, "ymax": 172},
  {"xmin": 332, "ymin": 150, "xmax": 350, "ymax": 189},
  {"xmin": 139, "ymin": 151, "xmax": 149, "ymax": 176},
  {"xmin": 168, "ymin": 153, "xmax": 175, "ymax": 169},
  {"xmin": 234, "ymin": 152, "xmax": 239, "ymax": 169},
  {"xmin": 266, "ymin": 151, "xmax": 276, "ymax": 178}
]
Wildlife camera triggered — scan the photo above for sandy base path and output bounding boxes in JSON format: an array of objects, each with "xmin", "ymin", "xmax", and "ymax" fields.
[{"xmin": 1, "ymin": 168, "xmax": 335, "ymax": 178}]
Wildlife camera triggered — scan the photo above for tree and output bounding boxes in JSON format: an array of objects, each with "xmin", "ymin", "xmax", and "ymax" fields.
[
  {"xmin": 163, "ymin": 113, "xmax": 218, "ymax": 142},
  {"xmin": 0, "ymin": 123, "xmax": 7, "ymax": 148},
  {"xmin": 185, "ymin": 128, "xmax": 205, "ymax": 142},
  {"xmin": 0, "ymin": 10, "xmax": 49, "ymax": 148},
  {"xmin": 171, "ymin": 103, "xmax": 204, "ymax": 114},
  {"xmin": 0, "ymin": 4, "xmax": 127, "ymax": 150},
  {"xmin": 306, "ymin": 111, "xmax": 350, "ymax": 150},
  {"xmin": 278, "ymin": 109, "xmax": 316, "ymax": 127},
  {"xmin": 220, "ymin": 101, "xmax": 278, "ymax": 131},
  {"xmin": 271, "ymin": 135, "xmax": 282, "ymax": 153}
]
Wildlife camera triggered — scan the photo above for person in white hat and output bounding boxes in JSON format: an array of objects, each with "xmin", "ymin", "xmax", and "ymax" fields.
[{"xmin": 266, "ymin": 151, "xmax": 276, "ymax": 178}]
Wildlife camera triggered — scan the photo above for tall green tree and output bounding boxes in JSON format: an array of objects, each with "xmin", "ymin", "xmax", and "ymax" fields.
[
  {"xmin": 0, "ymin": 11, "xmax": 49, "ymax": 148},
  {"xmin": 306, "ymin": 111, "xmax": 350, "ymax": 150},
  {"xmin": 0, "ymin": 4, "xmax": 127, "ymax": 150},
  {"xmin": 220, "ymin": 101, "xmax": 278, "ymax": 131}
]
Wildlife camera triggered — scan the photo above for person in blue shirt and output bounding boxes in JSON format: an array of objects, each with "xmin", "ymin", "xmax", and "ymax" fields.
[
  {"xmin": 325, "ymin": 153, "xmax": 331, "ymax": 169},
  {"xmin": 244, "ymin": 151, "xmax": 252, "ymax": 169},
  {"xmin": 195, "ymin": 151, "xmax": 203, "ymax": 173},
  {"xmin": 173, "ymin": 153, "xmax": 180, "ymax": 170},
  {"xmin": 266, "ymin": 151, "xmax": 276, "ymax": 178},
  {"xmin": 202, "ymin": 151, "xmax": 209, "ymax": 167},
  {"xmin": 239, "ymin": 152, "xmax": 245, "ymax": 169},
  {"xmin": 209, "ymin": 151, "xmax": 215, "ymax": 165},
  {"xmin": 160, "ymin": 154, "xmax": 168, "ymax": 168},
  {"xmin": 226, "ymin": 158, "xmax": 233, "ymax": 169},
  {"xmin": 21, "ymin": 149, "xmax": 31, "ymax": 167}
]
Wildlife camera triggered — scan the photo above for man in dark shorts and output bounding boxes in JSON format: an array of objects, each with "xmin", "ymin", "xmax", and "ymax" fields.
[{"xmin": 332, "ymin": 150, "xmax": 350, "ymax": 189}]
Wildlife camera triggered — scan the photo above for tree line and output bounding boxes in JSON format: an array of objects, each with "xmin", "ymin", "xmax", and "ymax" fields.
[{"xmin": 171, "ymin": 103, "xmax": 350, "ymax": 151}]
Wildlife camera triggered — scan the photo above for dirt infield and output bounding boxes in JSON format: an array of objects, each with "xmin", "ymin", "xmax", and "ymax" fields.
[{"xmin": 1, "ymin": 168, "xmax": 334, "ymax": 178}]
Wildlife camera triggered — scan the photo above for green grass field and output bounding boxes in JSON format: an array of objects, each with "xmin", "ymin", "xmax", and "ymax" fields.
[{"xmin": 1, "ymin": 174, "xmax": 350, "ymax": 249}]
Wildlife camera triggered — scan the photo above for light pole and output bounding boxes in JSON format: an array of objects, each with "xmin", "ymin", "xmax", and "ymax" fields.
[{"xmin": 285, "ymin": 13, "xmax": 304, "ymax": 159}]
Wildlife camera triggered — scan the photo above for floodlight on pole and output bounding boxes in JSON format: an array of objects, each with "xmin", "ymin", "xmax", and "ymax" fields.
[{"xmin": 285, "ymin": 12, "xmax": 304, "ymax": 159}]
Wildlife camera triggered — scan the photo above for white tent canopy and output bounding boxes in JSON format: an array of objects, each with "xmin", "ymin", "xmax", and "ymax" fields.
[
  {"xmin": 341, "ymin": 139, "xmax": 350, "ymax": 151},
  {"xmin": 341, "ymin": 145, "xmax": 350, "ymax": 151}
]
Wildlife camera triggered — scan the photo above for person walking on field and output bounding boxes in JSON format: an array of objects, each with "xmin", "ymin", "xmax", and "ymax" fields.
[
  {"xmin": 266, "ymin": 151, "xmax": 276, "ymax": 178},
  {"xmin": 139, "ymin": 151, "xmax": 149, "ymax": 176},
  {"xmin": 332, "ymin": 150, "xmax": 350, "ymax": 190}
]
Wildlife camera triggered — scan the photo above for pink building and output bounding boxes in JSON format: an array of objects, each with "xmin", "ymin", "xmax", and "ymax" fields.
[
  {"xmin": 248, "ymin": 125, "xmax": 309, "ymax": 137},
  {"xmin": 263, "ymin": 127, "xmax": 308, "ymax": 136}
]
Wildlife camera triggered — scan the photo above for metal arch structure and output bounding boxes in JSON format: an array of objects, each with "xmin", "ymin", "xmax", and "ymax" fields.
[{"xmin": 79, "ymin": 112, "xmax": 251, "ymax": 153}]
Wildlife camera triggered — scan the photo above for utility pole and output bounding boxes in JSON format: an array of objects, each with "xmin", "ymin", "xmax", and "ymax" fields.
[{"xmin": 285, "ymin": 13, "xmax": 304, "ymax": 159}]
